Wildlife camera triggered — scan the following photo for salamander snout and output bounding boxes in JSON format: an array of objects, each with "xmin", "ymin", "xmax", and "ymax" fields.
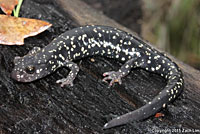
[{"xmin": 11, "ymin": 68, "xmax": 34, "ymax": 82}]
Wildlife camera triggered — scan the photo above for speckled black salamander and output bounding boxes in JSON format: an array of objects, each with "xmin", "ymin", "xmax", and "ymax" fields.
[{"xmin": 11, "ymin": 25, "xmax": 184, "ymax": 129}]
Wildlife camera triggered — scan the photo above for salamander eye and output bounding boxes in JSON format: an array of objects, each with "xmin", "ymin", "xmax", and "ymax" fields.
[{"xmin": 25, "ymin": 66, "xmax": 35, "ymax": 74}]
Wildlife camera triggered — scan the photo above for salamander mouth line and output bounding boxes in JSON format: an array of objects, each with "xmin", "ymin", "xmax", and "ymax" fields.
[{"xmin": 11, "ymin": 25, "xmax": 184, "ymax": 129}]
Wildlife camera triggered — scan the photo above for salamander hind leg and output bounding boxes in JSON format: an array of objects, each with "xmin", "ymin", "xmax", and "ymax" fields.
[
  {"xmin": 102, "ymin": 58, "xmax": 138, "ymax": 86},
  {"xmin": 56, "ymin": 61, "xmax": 79, "ymax": 87}
]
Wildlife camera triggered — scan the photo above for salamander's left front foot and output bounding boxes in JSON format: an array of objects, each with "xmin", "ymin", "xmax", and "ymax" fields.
[
  {"xmin": 56, "ymin": 78, "xmax": 74, "ymax": 87},
  {"xmin": 102, "ymin": 71, "xmax": 123, "ymax": 86},
  {"xmin": 57, "ymin": 60, "xmax": 79, "ymax": 87}
]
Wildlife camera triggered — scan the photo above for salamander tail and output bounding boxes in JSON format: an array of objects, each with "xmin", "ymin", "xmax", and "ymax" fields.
[
  {"xmin": 103, "ymin": 74, "xmax": 183, "ymax": 129},
  {"xmin": 103, "ymin": 94, "xmax": 165, "ymax": 129}
]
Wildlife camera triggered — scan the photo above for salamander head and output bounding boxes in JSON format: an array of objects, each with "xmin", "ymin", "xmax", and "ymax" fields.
[
  {"xmin": 11, "ymin": 54, "xmax": 52, "ymax": 82},
  {"xmin": 11, "ymin": 47, "xmax": 59, "ymax": 82}
]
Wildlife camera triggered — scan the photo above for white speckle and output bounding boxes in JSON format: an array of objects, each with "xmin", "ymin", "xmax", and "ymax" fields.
[
  {"xmin": 139, "ymin": 44, "xmax": 143, "ymax": 47},
  {"xmin": 64, "ymin": 45, "xmax": 69, "ymax": 50},
  {"xmin": 151, "ymin": 67, "xmax": 155, "ymax": 71},
  {"xmin": 48, "ymin": 49, "xmax": 57, "ymax": 53},
  {"xmin": 135, "ymin": 52, "xmax": 141, "ymax": 57},
  {"xmin": 98, "ymin": 33, "xmax": 102, "ymax": 37},
  {"xmin": 93, "ymin": 28, "xmax": 97, "ymax": 33},
  {"xmin": 163, "ymin": 103, "xmax": 166, "ymax": 108},
  {"xmin": 162, "ymin": 60, "xmax": 165, "ymax": 63},
  {"xmin": 81, "ymin": 47, "xmax": 84, "ymax": 51},
  {"xmin": 59, "ymin": 54, "xmax": 65, "ymax": 61},
  {"xmin": 91, "ymin": 43, "xmax": 95, "ymax": 47},
  {"xmin": 88, "ymin": 45, "xmax": 91, "ymax": 49},
  {"xmin": 171, "ymin": 89, "xmax": 174, "ymax": 94},
  {"xmin": 36, "ymin": 69, "xmax": 40, "ymax": 73},
  {"xmin": 104, "ymin": 123, "xmax": 108, "ymax": 128},
  {"xmin": 156, "ymin": 66, "xmax": 160, "ymax": 70},
  {"xmin": 70, "ymin": 36, "xmax": 75, "ymax": 40},
  {"xmin": 52, "ymin": 65, "xmax": 57, "ymax": 70}
]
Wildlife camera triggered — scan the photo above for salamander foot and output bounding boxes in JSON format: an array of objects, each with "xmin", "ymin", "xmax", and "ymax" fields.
[{"xmin": 102, "ymin": 71, "xmax": 123, "ymax": 86}]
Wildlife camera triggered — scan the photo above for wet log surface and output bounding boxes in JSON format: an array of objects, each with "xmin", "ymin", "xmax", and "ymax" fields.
[{"xmin": 0, "ymin": 0, "xmax": 200, "ymax": 133}]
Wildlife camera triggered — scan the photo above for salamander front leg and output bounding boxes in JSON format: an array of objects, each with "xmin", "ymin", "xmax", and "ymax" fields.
[
  {"xmin": 56, "ymin": 61, "xmax": 79, "ymax": 87},
  {"xmin": 102, "ymin": 58, "xmax": 136, "ymax": 86}
]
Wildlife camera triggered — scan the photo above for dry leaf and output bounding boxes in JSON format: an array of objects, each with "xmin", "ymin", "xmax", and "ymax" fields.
[
  {"xmin": 0, "ymin": 0, "xmax": 18, "ymax": 15},
  {"xmin": 0, "ymin": 14, "xmax": 52, "ymax": 45}
]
